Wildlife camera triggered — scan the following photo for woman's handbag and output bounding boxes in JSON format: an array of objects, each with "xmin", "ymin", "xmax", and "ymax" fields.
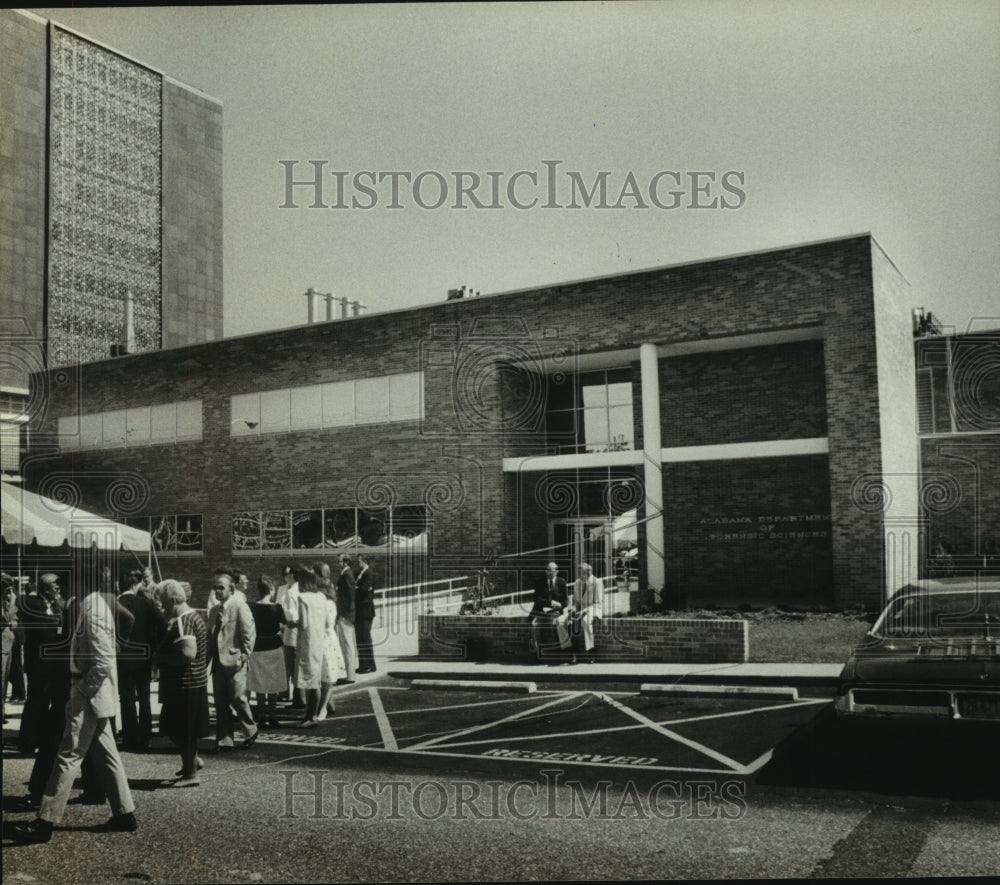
[{"xmin": 174, "ymin": 612, "xmax": 197, "ymax": 662}]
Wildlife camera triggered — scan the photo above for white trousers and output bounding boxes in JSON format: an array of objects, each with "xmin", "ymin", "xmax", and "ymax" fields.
[
  {"xmin": 335, "ymin": 618, "xmax": 356, "ymax": 680},
  {"xmin": 530, "ymin": 612, "xmax": 571, "ymax": 651},
  {"xmin": 38, "ymin": 694, "xmax": 135, "ymax": 824}
]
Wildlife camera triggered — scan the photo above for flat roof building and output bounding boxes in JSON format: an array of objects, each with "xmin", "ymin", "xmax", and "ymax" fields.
[{"xmin": 21, "ymin": 234, "xmax": 923, "ymax": 610}]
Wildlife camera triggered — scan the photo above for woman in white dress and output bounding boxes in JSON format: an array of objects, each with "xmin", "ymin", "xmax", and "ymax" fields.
[
  {"xmin": 290, "ymin": 568, "xmax": 332, "ymax": 727},
  {"xmin": 316, "ymin": 576, "xmax": 346, "ymax": 720}
]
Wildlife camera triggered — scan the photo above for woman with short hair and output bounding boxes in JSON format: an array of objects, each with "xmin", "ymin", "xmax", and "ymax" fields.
[{"xmin": 154, "ymin": 579, "xmax": 209, "ymax": 786}]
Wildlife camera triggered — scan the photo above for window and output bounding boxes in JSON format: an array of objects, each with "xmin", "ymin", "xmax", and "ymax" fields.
[
  {"xmin": 59, "ymin": 401, "xmax": 203, "ymax": 452},
  {"xmin": 125, "ymin": 407, "xmax": 151, "ymax": 446},
  {"xmin": 546, "ymin": 369, "xmax": 634, "ymax": 454},
  {"xmin": 150, "ymin": 405, "xmax": 176, "ymax": 443},
  {"xmin": 102, "ymin": 409, "xmax": 126, "ymax": 449},
  {"xmin": 232, "ymin": 505, "xmax": 427, "ymax": 554},
  {"xmin": 389, "ymin": 373, "xmax": 422, "ymax": 421},
  {"xmin": 59, "ymin": 400, "xmax": 202, "ymax": 452},
  {"xmin": 260, "ymin": 389, "xmax": 291, "ymax": 435},
  {"xmin": 291, "ymin": 385, "xmax": 323, "ymax": 431},
  {"xmin": 322, "ymin": 381, "xmax": 355, "ymax": 428},
  {"xmin": 234, "ymin": 372, "xmax": 424, "ymax": 437},
  {"xmin": 231, "ymin": 393, "xmax": 261, "ymax": 436},
  {"xmin": 176, "ymin": 401, "xmax": 203, "ymax": 441},
  {"xmin": 356, "ymin": 378, "xmax": 390, "ymax": 425},
  {"xmin": 123, "ymin": 514, "xmax": 203, "ymax": 553}
]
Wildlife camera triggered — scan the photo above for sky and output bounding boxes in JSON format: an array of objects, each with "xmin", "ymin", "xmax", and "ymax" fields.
[{"xmin": 32, "ymin": 2, "xmax": 1000, "ymax": 338}]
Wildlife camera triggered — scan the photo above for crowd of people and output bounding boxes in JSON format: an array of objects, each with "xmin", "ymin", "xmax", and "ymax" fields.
[{"xmin": 1, "ymin": 554, "xmax": 379, "ymax": 843}]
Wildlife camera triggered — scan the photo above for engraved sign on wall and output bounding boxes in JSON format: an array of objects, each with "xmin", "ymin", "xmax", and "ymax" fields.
[{"xmin": 701, "ymin": 514, "xmax": 831, "ymax": 542}]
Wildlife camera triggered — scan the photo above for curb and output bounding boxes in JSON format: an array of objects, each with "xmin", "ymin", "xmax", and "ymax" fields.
[
  {"xmin": 410, "ymin": 679, "xmax": 537, "ymax": 694},
  {"xmin": 640, "ymin": 683, "xmax": 798, "ymax": 700},
  {"xmin": 387, "ymin": 667, "xmax": 841, "ymax": 691}
]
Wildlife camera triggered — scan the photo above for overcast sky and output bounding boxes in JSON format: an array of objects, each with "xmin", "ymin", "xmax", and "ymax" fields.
[{"xmin": 33, "ymin": 2, "xmax": 1000, "ymax": 338}]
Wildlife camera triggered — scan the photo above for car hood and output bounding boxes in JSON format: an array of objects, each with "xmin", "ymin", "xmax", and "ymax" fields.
[{"xmin": 847, "ymin": 637, "xmax": 1000, "ymax": 685}]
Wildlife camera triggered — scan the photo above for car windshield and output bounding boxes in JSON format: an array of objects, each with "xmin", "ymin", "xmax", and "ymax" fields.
[{"xmin": 875, "ymin": 590, "xmax": 1000, "ymax": 638}]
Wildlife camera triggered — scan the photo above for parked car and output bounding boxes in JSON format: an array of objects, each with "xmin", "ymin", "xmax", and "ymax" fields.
[{"xmin": 834, "ymin": 580, "xmax": 1000, "ymax": 722}]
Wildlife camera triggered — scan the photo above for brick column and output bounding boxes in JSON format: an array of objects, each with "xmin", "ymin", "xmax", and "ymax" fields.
[{"xmin": 640, "ymin": 343, "xmax": 665, "ymax": 591}]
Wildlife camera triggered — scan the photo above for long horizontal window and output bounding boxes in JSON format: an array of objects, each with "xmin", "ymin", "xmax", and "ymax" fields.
[
  {"xmin": 232, "ymin": 504, "xmax": 428, "ymax": 554},
  {"xmin": 59, "ymin": 401, "xmax": 203, "ymax": 451},
  {"xmin": 231, "ymin": 372, "xmax": 422, "ymax": 437}
]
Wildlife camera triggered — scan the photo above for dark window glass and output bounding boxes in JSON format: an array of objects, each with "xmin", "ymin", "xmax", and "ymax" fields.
[
  {"xmin": 324, "ymin": 508, "xmax": 356, "ymax": 548},
  {"xmin": 292, "ymin": 510, "xmax": 323, "ymax": 549},
  {"xmin": 358, "ymin": 509, "xmax": 388, "ymax": 547}
]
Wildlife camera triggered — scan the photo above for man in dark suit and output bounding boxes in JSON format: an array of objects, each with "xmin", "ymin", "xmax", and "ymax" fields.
[
  {"xmin": 528, "ymin": 562, "xmax": 571, "ymax": 659},
  {"xmin": 117, "ymin": 569, "xmax": 166, "ymax": 750},
  {"xmin": 354, "ymin": 554, "xmax": 376, "ymax": 674},
  {"xmin": 17, "ymin": 574, "xmax": 63, "ymax": 754},
  {"xmin": 334, "ymin": 555, "xmax": 357, "ymax": 683}
]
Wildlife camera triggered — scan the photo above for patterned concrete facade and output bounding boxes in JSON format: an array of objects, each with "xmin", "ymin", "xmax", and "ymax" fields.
[{"xmin": 0, "ymin": 9, "xmax": 222, "ymax": 389}]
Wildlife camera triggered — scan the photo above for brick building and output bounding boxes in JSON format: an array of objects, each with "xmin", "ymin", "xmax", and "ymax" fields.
[
  {"xmin": 20, "ymin": 234, "xmax": 923, "ymax": 610},
  {"xmin": 0, "ymin": 9, "xmax": 222, "ymax": 476}
]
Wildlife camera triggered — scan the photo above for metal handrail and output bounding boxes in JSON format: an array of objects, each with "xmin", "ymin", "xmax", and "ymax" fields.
[{"xmin": 372, "ymin": 574, "xmax": 470, "ymax": 598}]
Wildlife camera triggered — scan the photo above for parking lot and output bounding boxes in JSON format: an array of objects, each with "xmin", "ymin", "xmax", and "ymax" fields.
[
  {"xmin": 5, "ymin": 673, "xmax": 999, "ymax": 883},
  {"xmin": 253, "ymin": 678, "xmax": 828, "ymax": 779}
]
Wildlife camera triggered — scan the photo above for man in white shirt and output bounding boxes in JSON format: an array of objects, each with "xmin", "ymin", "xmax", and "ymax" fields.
[
  {"xmin": 276, "ymin": 566, "xmax": 301, "ymax": 706},
  {"xmin": 207, "ymin": 574, "xmax": 257, "ymax": 750},
  {"xmin": 13, "ymin": 566, "xmax": 137, "ymax": 843}
]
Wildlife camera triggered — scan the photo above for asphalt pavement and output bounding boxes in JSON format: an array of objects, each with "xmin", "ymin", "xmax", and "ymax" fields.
[{"xmin": 4, "ymin": 658, "xmax": 999, "ymax": 883}]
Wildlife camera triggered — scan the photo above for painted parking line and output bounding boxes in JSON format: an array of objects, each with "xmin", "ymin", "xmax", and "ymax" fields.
[
  {"xmin": 369, "ymin": 688, "xmax": 398, "ymax": 751},
  {"xmin": 253, "ymin": 687, "xmax": 828, "ymax": 776},
  {"xmin": 598, "ymin": 692, "xmax": 745, "ymax": 772},
  {"xmin": 408, "ymin": 692, "xmax": 584, "ymax": 751}
]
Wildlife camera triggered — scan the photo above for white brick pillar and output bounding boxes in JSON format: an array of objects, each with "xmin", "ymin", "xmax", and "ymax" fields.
[{"xmin": 640, "ymin": 343, "xmax": 665, "ymax": 592}]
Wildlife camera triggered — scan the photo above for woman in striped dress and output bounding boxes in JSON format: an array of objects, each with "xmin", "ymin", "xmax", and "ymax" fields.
[{"xmin": 155, "ymin": 579, "xmax": 210, "ymax": 786}]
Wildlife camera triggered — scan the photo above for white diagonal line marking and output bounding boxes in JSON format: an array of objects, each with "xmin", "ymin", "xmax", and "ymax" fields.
[
  {"xmin": 408, "ymin": 691, "xmax": 581, "ymax": 751},
  {"xmin": 599, "ymin": 692, "xmax": 745, "ymax": 772},
  {"xmin": 369, "ymin": 688, "xmax": 397, "ymax": 751},
  {"xmin": 658, "ymin": 698, "xmax": 830, "ymax": 726},
  {"xmin": 741, "ymin": 749, "xmax": 775, "ymax": 774},
  {"xmin": 411, "ymin": 698, "xmax": 829, "ymax": 748}
]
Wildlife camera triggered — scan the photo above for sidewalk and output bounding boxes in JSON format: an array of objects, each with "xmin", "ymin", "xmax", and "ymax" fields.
[{"xmin": 383, "ymin": 657, "xmax": 844, "ymax": 689}]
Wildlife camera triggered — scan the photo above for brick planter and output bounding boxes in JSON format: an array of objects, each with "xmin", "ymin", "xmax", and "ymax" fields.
[{"xmin": 417, "ymin": 614, "xmax": 748, "ymax": 663}]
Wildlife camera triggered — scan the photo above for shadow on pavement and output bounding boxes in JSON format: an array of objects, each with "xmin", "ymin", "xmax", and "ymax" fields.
[{"xmin": 755, "ymin": 706, "xmax": 1000, "ymax": 799}]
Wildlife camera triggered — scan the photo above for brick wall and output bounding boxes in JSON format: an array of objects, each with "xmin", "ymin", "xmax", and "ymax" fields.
[
  {"xmin": 25, "ymin": 234, "xmax": 901, "ymax": 608},
  {"xmin": 418, "ymin": 614, "xmax": 748, "ymax": 663},
  {"xmin": 659, "ymin": 340, "xmax": 827, "ymax": 446},
  {"xmin": 662, "ymin": 454, "xmax": 833, "ymax": 606}
]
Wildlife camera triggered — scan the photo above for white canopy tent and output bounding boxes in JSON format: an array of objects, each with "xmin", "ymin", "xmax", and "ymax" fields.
[{"xmin": 1, "ymin": 480, "xmax": 151, "ymax": 552}]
